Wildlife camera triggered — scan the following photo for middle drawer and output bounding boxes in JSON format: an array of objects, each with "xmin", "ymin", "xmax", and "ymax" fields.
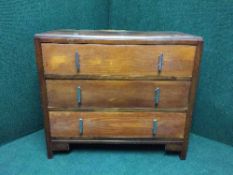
[{"xmin": 46, "ymin": 80, "xmax": 190, "ymax": 109}]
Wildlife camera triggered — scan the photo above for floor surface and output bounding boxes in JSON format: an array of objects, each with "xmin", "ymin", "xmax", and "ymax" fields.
[{"xmin": 0, "ymin": 130, "xmax": 232, "ymax": 175}]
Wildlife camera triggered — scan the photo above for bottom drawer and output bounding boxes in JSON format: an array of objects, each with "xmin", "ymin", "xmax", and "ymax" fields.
[{"xmin": 49, "ymin": 112, "xmax": 186, "ymax": 139}]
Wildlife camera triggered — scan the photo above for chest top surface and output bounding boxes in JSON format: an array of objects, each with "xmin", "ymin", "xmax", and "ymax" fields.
[{"xmin": 35, "ymin": 29, "xmax": 203, "ymax": 44}]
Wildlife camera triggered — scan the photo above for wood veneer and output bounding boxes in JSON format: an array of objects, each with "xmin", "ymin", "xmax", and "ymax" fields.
[
  {"xmin": 42, "ymin": 44, "xmax": 196, "ymax": 77},
  {"xmin": 46, "ymin": 80, "xmax": 190, "ymax": 109},
  {"xmin": 49, "ymin": 112, "xmax": 186, "ymax": 139}
]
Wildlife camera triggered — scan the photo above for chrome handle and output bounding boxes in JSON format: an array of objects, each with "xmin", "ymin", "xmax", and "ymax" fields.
[
  {"xmin": 75, "ymin": 51, "xmax": 80, "ymax": 72},
  {"xmin": 77, "ymin": 86, "xmax": 81, "ymax": 105},
  {"xmin": 79, "ymin": 118, "xmax": 83, "ymax": 135},
  {"xmin": 158, "ymin": 53, "xmax": 163, "ymax": 73},
  {"xmin": 152, "ymin": 119, "xmax": 158, "ymax": 136},
  {"xmin": 154, "ymin": 88, "xmax": 160, "ymax": 107}
]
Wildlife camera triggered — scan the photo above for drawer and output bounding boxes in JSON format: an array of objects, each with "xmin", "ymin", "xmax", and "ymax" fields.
[
  {"xmin": 47, "ymin": 80, "xmax": 190, "ymax": 109},
  {"xmin": 49, "ymin": 111, "xmax": 186, "ymax": 139},
  {"xmin": 42, "ymin": 44, "xmax": 196, "ymax": 77}
]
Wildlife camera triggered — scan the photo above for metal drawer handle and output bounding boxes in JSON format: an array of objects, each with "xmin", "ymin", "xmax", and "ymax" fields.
[
  {"xmin": 152, "ymin": 119, "xmax": 158, "ymax": 136},
  {"xmin": 77, "ymin": 86, "xmax": 81, "ymax": 105},
  {"xmin": 154, "ymin": 88, "xmax": 160, "ymax": 107},
  {"xmin": 79, "ymin": 118, "xmax": 83, "ymax": 135},
  {"xmin": 157, "ymin": 53, "xmax": 163, "ymax": 73},
  {"xmin": 75, "ymin": 51, "xmax": 80, "ymax": 72}
]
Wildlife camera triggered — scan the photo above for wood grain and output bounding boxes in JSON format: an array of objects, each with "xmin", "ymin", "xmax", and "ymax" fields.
[
  {"xmin": 42, "ymin": 44, "xmax": 196, "ymax": 77},
  {"xmin": 49, "ymin": 111, "xmax": 186, "ymax": 139},
  {"xmin": 46, "ymin": 80, "xmax": 190, "ymax": 109}
]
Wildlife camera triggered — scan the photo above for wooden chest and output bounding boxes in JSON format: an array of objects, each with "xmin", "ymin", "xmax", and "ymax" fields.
[{"xmin": 35, "ymin": 30, "xmax": 203, "ymax": 159}]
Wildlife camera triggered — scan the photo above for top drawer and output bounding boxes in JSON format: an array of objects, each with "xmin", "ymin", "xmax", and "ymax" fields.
[{"xmin": 42, "ymin": 44, "xmax": 196, "ymax": 77}]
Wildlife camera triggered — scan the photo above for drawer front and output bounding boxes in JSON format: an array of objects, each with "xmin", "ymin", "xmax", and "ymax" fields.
[
  {"xmin": 49, "ymin": 112, "xmax": 186, "ymax": 139},
  {"xmin": 47, "ymin": 80, "xmax": 190, "ymax": 109},
  {"xmin": 42, "ymin": 44, "xmax": 196, "ymax": 77}
]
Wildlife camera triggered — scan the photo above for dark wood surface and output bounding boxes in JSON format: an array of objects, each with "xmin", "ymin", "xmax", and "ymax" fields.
[
  {"xmin": 45, "ymin": 74, "xmax": 191, "ymax": 81},
  {"xmin": 34, "ymin": 29, "xmax": 203, "ymax": 159},
  {"xmin": 46, "ymin": 80, "xmax": 190, "ymax": 108},
  {"xmin": 48, "ymin": 107, "xmax": 188, "ymax": 112},
  {"xmin": 52, "ymin": 138, "xmax": 183, "ymax": 145},
  {"xmin": 49, "ymin": 111, "xmax": 186, "ymax": 139},
  {"xmin": 180, "ymin": 41, "xmax": 203, "ymax": 159},
  {"xmin": 34, "ymin": 38, "xmax": 53, "ymax": 158},
  {"xmin": 42, "ymin": 44, "xmax": 196, "ymax": 77}
]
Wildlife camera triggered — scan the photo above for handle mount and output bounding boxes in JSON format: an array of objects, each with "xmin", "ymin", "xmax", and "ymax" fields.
[
  {"xmin": 157, "ymin": 53, "xmax": 163, "ymax": 73},
  {"xmin": 79, "ymin": 118, "xmax": 83, "ymax": 135},
  {"xmin": 75, "ymin": 51, "xmax": 80, "ymax": 72},
  {"xmin": 152, "ymin": 119, "xmax": 158, "ymax": 136},
  {"xmin": 154, "ymin": 88, "xmax": 160, "ymax": 107},
  {"xmin": 77, "ymin": 86, "xmax": 81, "ymax": 106}
]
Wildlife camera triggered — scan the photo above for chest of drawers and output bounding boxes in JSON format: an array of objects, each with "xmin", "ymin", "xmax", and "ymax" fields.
[{"xmin": 35, "ymin": 30, "xmax": 203, "ymax": 159}]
